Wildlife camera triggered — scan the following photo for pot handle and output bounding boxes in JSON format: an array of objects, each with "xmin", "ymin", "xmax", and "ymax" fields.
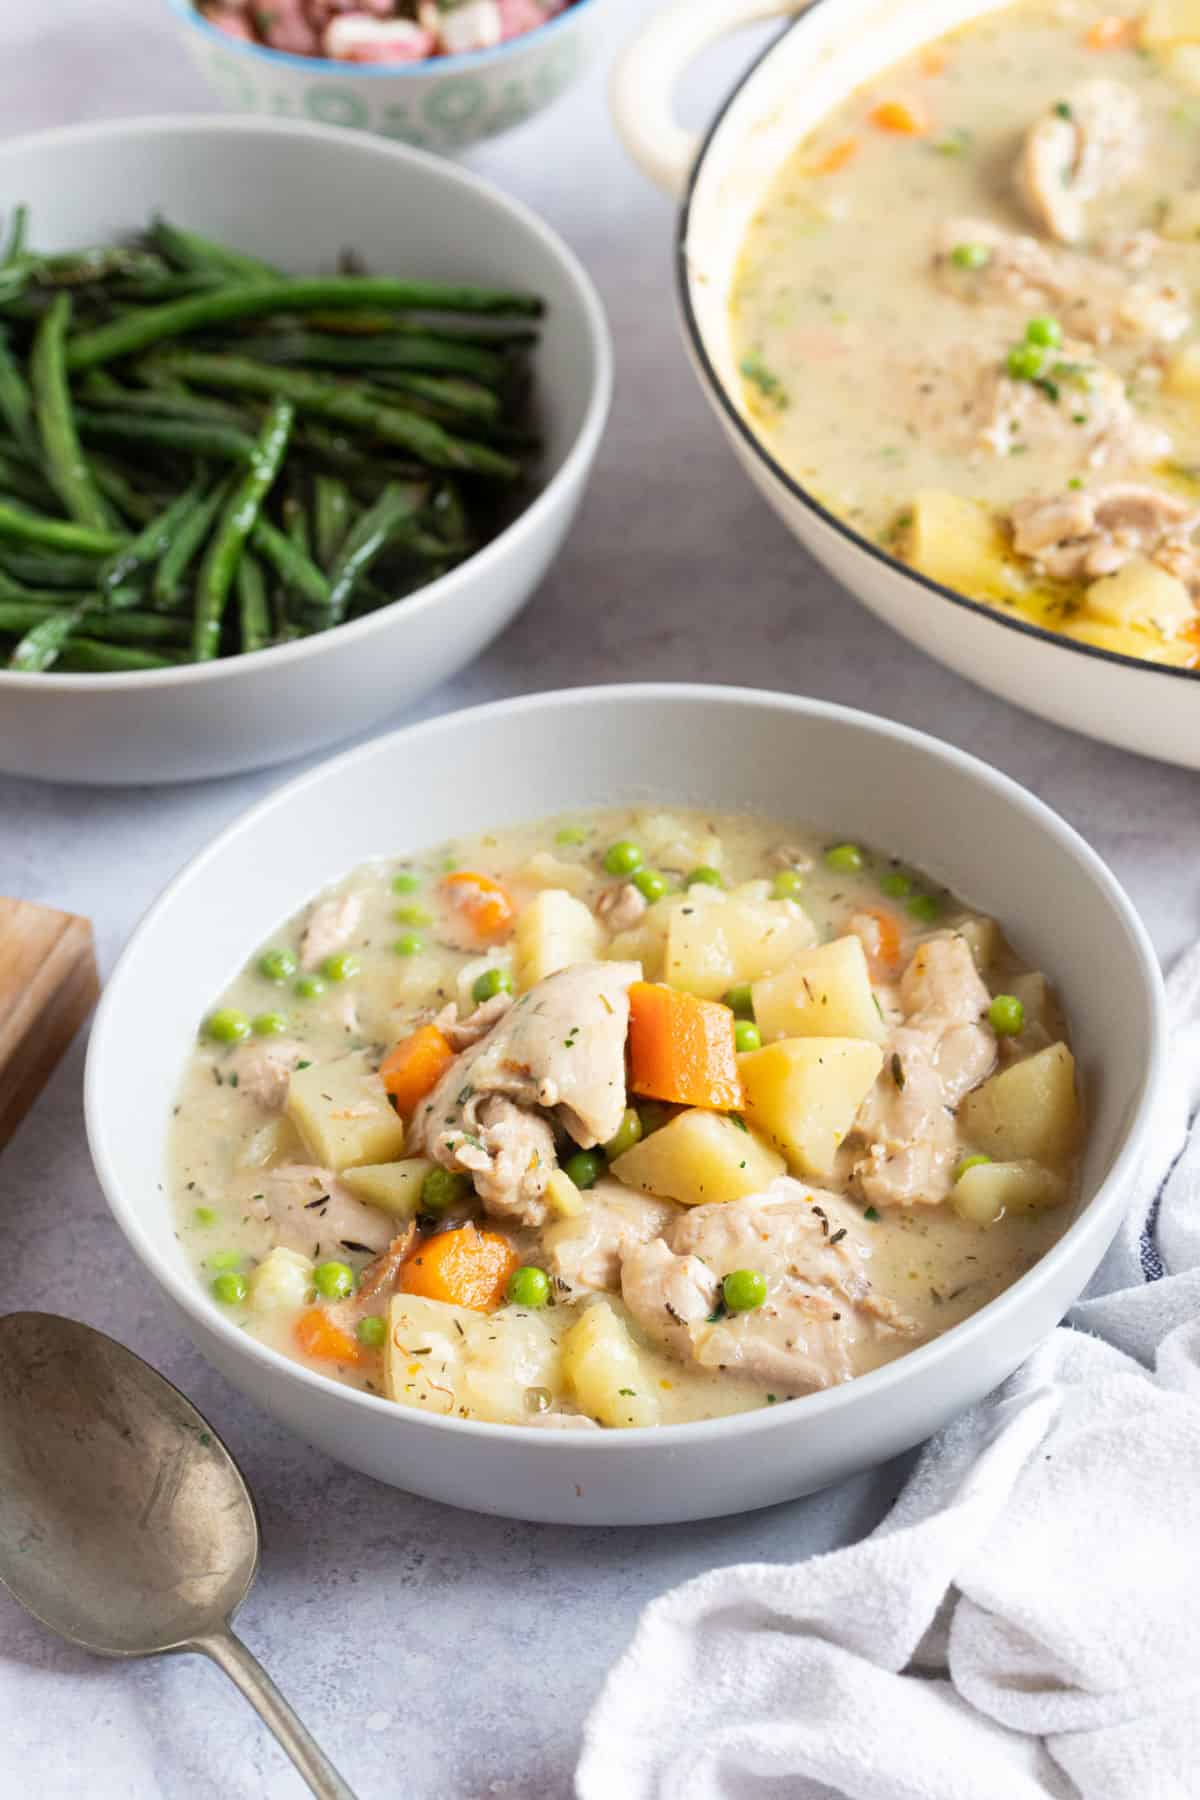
[{"xmin": 611, "ymin": 0, "xmax": 807, "ymax": 196}]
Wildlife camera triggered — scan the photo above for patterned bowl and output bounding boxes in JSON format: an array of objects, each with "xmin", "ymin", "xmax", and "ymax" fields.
[{"xmin": 164, "ymin": 0, "xmax": 605, "ymax": 153}]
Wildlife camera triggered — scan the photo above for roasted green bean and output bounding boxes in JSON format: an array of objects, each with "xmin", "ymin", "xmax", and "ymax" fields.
[{"xmin": 192, "ymin": 399, "xmax": 293, "ymax": 660}]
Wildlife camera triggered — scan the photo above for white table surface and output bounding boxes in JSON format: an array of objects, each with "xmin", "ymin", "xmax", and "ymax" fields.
[{"xmin": 2, "ymin": 4, "xmax": 1198, "ymax": 1795}]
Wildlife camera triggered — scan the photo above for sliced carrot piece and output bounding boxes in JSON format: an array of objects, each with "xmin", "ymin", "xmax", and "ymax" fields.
[
  {"xmin": 380, "ymin": 1024, "xmax": 455, "ymax": 1116},
  {"xmin": 810, "ymin": 136, "xmax": 859, "ymax": 175},
  {"xmin": 400, "ymin": 1224, "xmax": 518, "ymax": 1314},
  {"xmin": 627, "ymin": 981, "xmax": 744, "ymax": 1112},
  {"xmin": 869, "ymin": 99, "xmax": 929, "ymax": 135},
  {"xmin": 1084, "ymin": 14, "xmax": 1135, "ymax": 47},
  {"xmin": 296, "ymin": 1307, "xmax": 363, "ymax": 1367},
  {"xmin": 441, "ymin": 870, "xmax": 516, "ymax": 944}
]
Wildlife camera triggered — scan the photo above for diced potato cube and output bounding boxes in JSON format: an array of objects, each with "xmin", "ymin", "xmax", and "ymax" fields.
[
  {"xmin": 905, "ymin": 490, "xmax": 1014, "ymax": 600},
  {"xmin": 607, "ymin": 919, "xmax": 666, "ymax": 978},
  {"xmin": 546, "ymin": 1167, "xmax": 585, "ymax": 1219},
  {"xmin": 1060, "ymin": 618, "xmax": 1195, "ymax": 666},
  {"xmin": 638, "ymin": 811, "xmax": 724, "ymax": 871},
  {"xmin": 385, "ymin": 1293, "xmax": 563, "ymax": 1423},
  {"xmin": 342, "ymin": 1158, "xmax": 433, "ymax": 1217},
  {"xmin": 1009, "ymin": 971, "xmax": 1054, "ymax": 1036},
  {"xmin": 961, "ymin": 1042, "xmax": 1080, "ymax": 1164},
  {"xmin": 1084, "ymin": 558, "xmax": 1195, "ymax": 636},
  {"xmin": 519, "ymin": 851, "xmax": 592, "ymax": 896},
  {"xmin": 665, "ymin": 894, "xmax": 817, "ymax": 999},
  {"xmin": 248, "ymin": 1245, "xmax": 314, "ymax": 1313},
  {"xmin": 952, "ymin": 1159, "xmax": 1067, "ymax": 1225},
  {"xmin": 1161, "ymin": 185, "xmax": 1200, "ymax": 237},
  {"xmin": 562, "ymin": 1300, "xmax": 658, "ymax": 1427},
  {"xmin": 1165, "ymin": 340, "xmax": 1200, "ymax": 399},
  {"xmin": 752, "ymin": 935, "xmax": 885, "ymax": 1044},
  {"xmin": 1143, "ymin": 0, "xmax": 1200, "ymax": 47},
  {"xmin": 954, "ymin": 917, "xmax": 1002, "ymax": 974},
  {"xmin": 514, "ymin": 888, "xmax": 602, "ymax": 991},
  {"xmin": 738, "ymin": 1037, "xmax": 883, "ymax": 1178},
  {"xmin": 610, "ymin": 1107, "xmax": 784, "ymax": 1206},
  {"xmin": 286, "ymin": 1055, "xmax": 407, "ymax": 1172}
]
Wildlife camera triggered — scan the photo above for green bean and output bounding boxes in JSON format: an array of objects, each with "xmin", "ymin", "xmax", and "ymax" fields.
[
  {"xmin": 0, "ymin": 449, "xmax": 59, "ymax": 510},
  {"xmin": 76, "ymin": 409, "xmax": 257, "ymax": 464},
  {"xmin": 327, "ymin": 481, "xmax": 426, "ymax": 624},
  {"xmin": 281, "ymin": 487, "xmax": 311, "ymax": 556},
  {"xmin": 149, "ymin": 218, "xmax": 282, "ymax": 284},
  {"xmin": 0, "ymin": 600, "xmax": 187, "ymax": 643},
  {"xmin": 3, "ymin": 205, "xmax": 29, "ymax": 266},
  {"xmin": 236, "ymin": 550, "xmax": 271, "ymax": 654},
  {"xmin": 32, "ymin": 295, "xmax": 112, "ymax": 531},
  {"xmin": 108, "ymin": 271, "xmax": 229, "ymax": 304},
  {"xmin": 250, "ymin": 515, "xmax": 331, "ymax": 607},
  {"xmin": 101, "ymin": 477, "xmax": 207, "ymax": 595},
  {"xmin": 57, "ymin": 637, "xmax": 182, "ymax": 673},
  {"xmin": 81, "ymin": 371, "xmax": 251, "ymax": 427},
  {"xmin": 300, "ymin": 311, "xmax": 538, "ymax": 347},
  {"xmin": 314, "ymin": 475, "xmax": 351, "ymax": 567},
  {"xmin": 0, "ymin": 326, "xmax": 36, "ymax": 455},
  {"xmin": 151, "ymin": 352, "xmax": 521, "ymax": 479},
  {"xmin": 0, "ymin": 550, "xmax": 107, "ymax": 586},
  {"xmin": 369, "ymin": 371, "xmax": 500, "ymax": 424},
  {"xmin": 91, "ymin": 457, "xmax": 166, "ymax": 526},
  {"xmin": 8, "ymin": 602, "xmax": 84, "ymax": 670},
  {"xmin": 231, "ymin": 330, "xmax": 505, "ymax": 383},
  {"xmin": 66, "ymin": 276, "xmax": 543, "ymax": 371},
  {"xmin": 293, "ymin": 424, "xmax": 424, "ymax": 482},
  {"xmin": 0, "ymin": 500, "xmax": 126, "ymax": 555},
  {"xmin": 153, "ymin": 477, "xmax": 231, "ymax": 610},
  {"xmin": 28, "ymin": 247, "xmax": 166, "ymax": 289},
  {"xmin": 430, "ymin": 480, "xmax": 474, "ymax": 551},
  {"xmin": 193, "ymin": 399, "xmax": 293, "ymax": 660}
]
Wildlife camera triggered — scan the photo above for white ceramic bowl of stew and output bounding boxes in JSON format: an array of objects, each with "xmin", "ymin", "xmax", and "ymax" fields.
[
  {"xmin": 611, "ymin": 0, "xmax": 1200, "ymax": 770},
  {"xmin": 85, "ymin": 684, "xmax": 1165, "ymax": 1525},
  {"xmin": 0, "ymin": 116, "xmax": 611, "ymax": 785}
]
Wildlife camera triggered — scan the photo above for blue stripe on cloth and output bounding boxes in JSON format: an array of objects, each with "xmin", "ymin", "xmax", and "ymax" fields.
[{"xmin": 1139, "ymin": 1107, "xmax": 1196, "ymax": 1283}]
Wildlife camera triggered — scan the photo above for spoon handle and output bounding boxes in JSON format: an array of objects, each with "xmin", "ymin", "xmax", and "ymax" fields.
[{"xmin": 195, "ymin": 1627, "xmax": 358, "ymax": 1800}]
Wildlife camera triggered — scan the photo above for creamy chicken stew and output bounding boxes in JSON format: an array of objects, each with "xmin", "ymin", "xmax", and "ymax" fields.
[
  {"xmin": 171, "ymin": 809, "xmax": 1081, "ymax": 1429},
  {"xmin": 731, "ymin": 0, "xmax": 1200, "ymax": 670}
]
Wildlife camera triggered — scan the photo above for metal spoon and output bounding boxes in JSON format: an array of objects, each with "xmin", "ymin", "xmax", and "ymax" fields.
[{"xmin": 0, "ymin": 1312, "xmax": 356, "ymax": 1800}]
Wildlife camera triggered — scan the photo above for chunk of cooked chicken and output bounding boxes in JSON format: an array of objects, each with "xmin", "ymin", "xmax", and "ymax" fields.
[
  {"xmin": 433, "ymin": 991, "xmax": 514, "ymax": 1051},
  {"xmin": 228, "ymin": 1036, "xmax": 306, "ymax": 1111},
  {"xmin": 896, "ymin": 335, "xmax": 1170, "ymax": 472},
  {"xmin": 851, "ymin": 934, "xmax": 995, "ymax": 1209},
  {"xmin": 412, "ymin": 962, "xmax": 640, "ymax": 1227},
  {"xmin": 546, "ymin": 1179, "xmax": 680, "ymax": 1297},
  {"xmin": 250, "ymin": 1164, "xmax": 393, "ymax": 1262},
  {"xmin": 1008, "ymin": 483, "xmax": 1200, "ymax": 585},
  {"xmin": 595, "ymin": 882, "xmax": 647, "ymax": 934},
  {"xmin": 934, "ymin": 217, "xmax": 1190, "ymax": 347},
  {"xmin": 299, "ymin": 891, "xmax": 363, "ymax": 971},
  {"xmin": 620, "ymin": 1179, "xmax": 911, "ymax": 1393},
  {"xmin": 1017, "ymin": 80, "xmax": 1143, "ymax": 245}
]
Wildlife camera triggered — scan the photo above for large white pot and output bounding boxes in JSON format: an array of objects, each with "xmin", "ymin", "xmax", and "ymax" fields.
[
  {"xmin": 612, "ymin": 0, "xmax": 1200, "ymax": 769},
  {"xmin": 86, "ymin": 685, "xmax": 1165, "ymax": 1525}
]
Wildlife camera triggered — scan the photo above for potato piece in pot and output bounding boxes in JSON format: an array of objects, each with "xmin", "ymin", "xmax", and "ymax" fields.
[
  {"xmin": 286, "ymin": 1054, "xmax": 407, "ymax": 1171},
  {"xmin": 562, "ymin": 1299, "xmax": 658, "ymax": 1428},
  {"xmin": 752, "ymin": 935, "xmax": 885, "ymax": 1044},
  {"xmin": 610, "ymin": 1108, "xmax": 784, "ymax": 1207},
  {"xmin": 960, "ymin": 1042, "xmax": 1080, "ymax": 1164},
  {"xmin": 739, "ymin": 1038, "xmax": 883, "ymax": 1179}
]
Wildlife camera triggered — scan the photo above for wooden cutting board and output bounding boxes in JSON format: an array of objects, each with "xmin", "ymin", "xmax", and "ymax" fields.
[{"xmin": 0, "ymin": 898, "xmax": 99, "ymax": 1150}]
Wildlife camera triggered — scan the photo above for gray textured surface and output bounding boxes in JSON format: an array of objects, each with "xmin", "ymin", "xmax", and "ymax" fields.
[{"xmin": 1, "ymin": 3, "xmax": 1197, "ymax": 1795}]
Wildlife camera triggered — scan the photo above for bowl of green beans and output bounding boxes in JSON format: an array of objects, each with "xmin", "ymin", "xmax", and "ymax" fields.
[{"xmin": 0, "ymin": 115, "xmax": 611, "ymax": 784}]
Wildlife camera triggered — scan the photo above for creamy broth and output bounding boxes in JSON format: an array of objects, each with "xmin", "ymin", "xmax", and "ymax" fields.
[
  {"xmin": 732, "ymin": 0, "xmax": 1200, "ymax": 669},
  {"xmin": 170, "ymin": 808, "xmax": 1079, "ymax": 1428}
]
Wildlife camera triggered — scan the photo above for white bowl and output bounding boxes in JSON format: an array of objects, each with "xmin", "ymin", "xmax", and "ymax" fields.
[
  {"xmin": 85, "ymin": 684, "xmax": 1165, "ymax": 1526},
  {"xmin": 611, "ymin": 0, "xmax": 1200, "ymax": 770},
  {"xmin": 165, "ymin": 0, "xmax": 607, "ymax": 155},
  {"xmin": 0, "ymin": 117, "xmax": 611, "ymax": 785}
]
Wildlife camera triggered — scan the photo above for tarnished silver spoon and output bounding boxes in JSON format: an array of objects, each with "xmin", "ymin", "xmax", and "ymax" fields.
[{"xmin": 0, "ymin": 1312, "xmax": 356, "ymax": 1800}]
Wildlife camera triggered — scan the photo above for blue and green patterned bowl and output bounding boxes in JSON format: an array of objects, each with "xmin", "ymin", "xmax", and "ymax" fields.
[{"xmin": 165, "ymin": 0, "xmax": 604, "ymax": 153}]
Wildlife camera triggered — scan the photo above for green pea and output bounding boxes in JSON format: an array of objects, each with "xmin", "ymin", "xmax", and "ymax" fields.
[
  {"xmin": 734, "ymin": 1020, "xmax": 762, "ymax": 1053},
  {"xmin": 632, "ymin": 867, "xmax": 668, "ymax": 903},
  {"xmin": 393, "ymin": 903, "xmax": 432, "ymax": 927},
  {"xmin": 879, "ymin": 871, "xmax": 912, "ymax": 899},
  {"xmin": 507, "ymin": 1265, "xmax": 551, "ymax": 1309},
  {"xmin": 421, "ymin": 1166, "xmax": 472, "ymax": 1217},
  {"xmin": 391, "ymin": 871, "xmax": 420, "ymax": 894},
  {"xmin": 211, "ymin": 1271, "xmax": 248, "ymax": 1306},
  {"xmin": 392, "ymin": 933, "xmax": 424, "ymax": 958},
  {"xmin": 950, "ymin": 242, "xmax": 990, "ymax": 270},
  {"xmin": 603, "ymin": 840, "xmax": 643, "ymax": 876},
  {"xmin": 356, "ymin": 1315, "xmax": 387, "ymax": 1350},
  {"xmin": 722, "ymin": 1269, "xmax": 767, "ymax": 1312},
  {"xmin": 907, "ymin": 894, "xmax": 941, "ymax": 924},
  {"xmin": 1006, "ymin": 343, "xmax": 1045, "ymax": 382},
  {"xmin": 257, "ymin": 947, "xmax": 297, "ymax": 984},
  {"xmin": 686, "ymin": 866, "xmax": 723, "ymax": 889},
  {"xmin": 313, "ymin": 1260, "xmax": 355, "ymax": 1300},
  {"xmin": 472, "ymin": 966, "xmax": 514, "ymax": 1004},
  {"xmin": 207, "ymin": 1248, "xmax": 242, "ymax": 1271},
  {"xmin": 604, "ymin": 1107, "xmax": 644, "ymax": 1160},
  {"xmin": 555, "ymin": 826, "xmax": 588, "ymax": 846},
  {"xmin": 293, "ymin": 974, "xmax": 326, "ymax": 1000},
  {"xmin": 954, "ymin": 1153, "xmax": 992, "ymax": 1182},
  {"xmin": 723, "ymin": 983, "xmax": 755, "ymax": 1020},
  {"xmin": 252, "ymin": 1012, "xmax": 289, "ymax": 1037},
  {"xmin": 321, "ymin": 952, "xmax": 359, "ymax": 983},
  {"xmin": 988, "ymin": 994, "xmax": 1025, "ymax": 1036},
  {"xmin": 192, "ymin": 1206, "xmax": 217, "ymax": 1228},
  {"xmin": 1025, "ymin": 315, "xmax": 1062, "ymax": 348},
  {"xmin": 771, "ymin": 869, "xmax": 805, "ymax": 900},
  {"xmin": 205, "ymin": 1008, "xmax": 251, "ymax": 1045},
  {"xmin": 824, "ymin": 843, "xmax": 865, "ymax": 875},
  {"xmin": 564, "ymin": 1149, "xmax": 605, "ymax": 1190}
]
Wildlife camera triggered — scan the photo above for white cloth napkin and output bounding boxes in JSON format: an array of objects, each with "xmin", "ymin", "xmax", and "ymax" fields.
[{"xmin": 577, "ymin": 947, "xmax": 1200, "ymax": 1800}]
